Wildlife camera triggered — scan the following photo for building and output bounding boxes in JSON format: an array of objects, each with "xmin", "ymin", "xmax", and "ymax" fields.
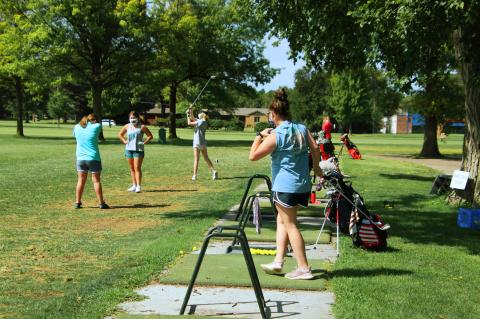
[
  {"xmin": 381, "ymin": 112, "xmax": 413, "ymax": 134},
  {"xmin": 219, "ymin": 108, "xmax": 269, "ymax": 128}
]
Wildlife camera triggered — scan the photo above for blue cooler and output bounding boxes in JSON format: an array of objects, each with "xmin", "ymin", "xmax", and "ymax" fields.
[{"xmin": 457, "ymin": 208, "xmax": 480, "ymax": 230}]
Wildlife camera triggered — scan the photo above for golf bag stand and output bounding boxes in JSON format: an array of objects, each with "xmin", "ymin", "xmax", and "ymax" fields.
[
  {"xmin": 180, "ymin": 226, "xmax": 268, "ymax": 319},
  {"xmin": 314, "ymin": 194, "xmax": 341, "ymax": 257},
  {"xmin": 234, "ymin": 174, "xmax": 275, "ymax": 221}
]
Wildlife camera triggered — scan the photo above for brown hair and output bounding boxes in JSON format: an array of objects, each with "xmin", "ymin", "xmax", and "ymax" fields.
[
  {"xmin": 79, "ymin": 113, "xmax": 97, "ymax": 128},
  {"xmin": 129, "ymin": 111, "xmax": 144, "ymax": 124},
  {"xmin": 269, "ymin": 87, "xmax": 290, "ymax": 119}
]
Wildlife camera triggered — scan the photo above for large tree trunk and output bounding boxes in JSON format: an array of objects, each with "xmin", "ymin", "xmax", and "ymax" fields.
[
  {"xmin": 14, "ymin": 76, "xmax": 24, "ymax": 137},
  {"xmin": 92, "ymin": 81, "xmax": 105, "ymax": 141},
  {"xmin": 454, "ymin": 28, "xmax": 480, "ymax": 207},
  {"xmin": 420, "ymin": 114, "xmax": 441, "ymax": 157},
  {"xmin": 168, "ymin": 83, "xmax": 178, "ymax": 139}
]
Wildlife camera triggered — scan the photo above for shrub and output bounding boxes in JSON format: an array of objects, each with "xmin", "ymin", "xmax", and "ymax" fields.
[
  {"xmin": 176, "ymin": 118, "xmax": 188, "ymax": 128},
  {"xmin": 208, "ymin": 119, "xmax": 224, "ymax": 130},
  {"xmin": 225, "ymin": 118, "xmax": 244, "ymax": 131},
  {"xmin": 254, "ymin": 121, "xmax": 273, "ymax": 132}
]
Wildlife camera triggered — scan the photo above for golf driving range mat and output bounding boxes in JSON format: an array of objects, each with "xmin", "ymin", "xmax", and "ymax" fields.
[
  {"xmin": 160, "ymin": 254, "xmax": 327, "ymax": 290},
  {"xmin": 219, "ymin": 220, "xmax": 331, "ymax": 244}
]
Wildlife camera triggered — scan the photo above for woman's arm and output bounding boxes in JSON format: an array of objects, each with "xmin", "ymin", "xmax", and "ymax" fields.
[
  {"xmin": 249, "ymin": 128, "xmax": 276, "ymax": 161},
  {"xmin": 307, "ymin": 130, "xmax": 323, "ymax": 177},
  {"xmin": 141, "ymin": 125, "xmax": 154, "ymax": 144},
  {"xmin": 118, "ymin": 125, "xmax": 128, "ymax": 144},
  {"xmin": 186, "ymin": 107, "xmax": 196, "ymax": 126}
]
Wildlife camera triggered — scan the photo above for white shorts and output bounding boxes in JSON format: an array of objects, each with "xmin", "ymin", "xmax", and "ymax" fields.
[{"xmin": 193, "ymin": 144, "xmax": 206, "ymax": 150}]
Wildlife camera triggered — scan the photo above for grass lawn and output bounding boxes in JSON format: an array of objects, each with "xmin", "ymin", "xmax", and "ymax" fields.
[{"xmin": 1, "ymin": 120, "xmax": 478, "ymax": 319}]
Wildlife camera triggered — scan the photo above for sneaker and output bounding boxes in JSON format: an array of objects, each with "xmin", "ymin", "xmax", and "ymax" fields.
[
  {"xmin": 99, "ymin": 202, "xmax": 110, "ymax": 209},
  {"xmin": 212, "ymin": 171, "xmax": 218, "ymax": 180},
  {"xmin": 285, "ymin": 267, "xmax": 314, "ymax": 280},
  {"xmin": 73, "ymin": 202, "xmax": 82, "ymax": 209},
  {"xmin": 191, "ymin": 175, "xmax": 196, "ymax": 181},
  {"xmin": 260, "ymin": 261, "xmax": 284, "ymax": 275},
  {"xmin": 135, "ymin": 186, "xmax": 141, "ymax": 193},
  {"xmin": 127, "ymin": 185, "xmax": 136, "ymax": 192}
]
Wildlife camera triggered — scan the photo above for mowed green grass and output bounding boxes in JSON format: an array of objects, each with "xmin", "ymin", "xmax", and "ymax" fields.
[{"xmin": 0, "ymin": 120, "xmax": 478, "ymax": 319}]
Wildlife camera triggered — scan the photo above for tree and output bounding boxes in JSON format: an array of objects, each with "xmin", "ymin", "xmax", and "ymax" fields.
[
  {"xmin": 326, "ymin": 69, "xmax": 370, "ymax": 133},
  {"xmin": 47, "ymin": 89, "xmax": 74, "ymax": 127},
  {"xmin": 250, "ymin": 0, "xmax": 480, "ymax": 206},
  {"xmin": 25, "ymin": 0, "xmax": 151, "ymax": 139},
  {"xmin": 150, "ymin": 0, "xmax": 275, "ymax": 139},
  {"xmin": 289, "ymin": 67, "xmax": 329, "ymax": 130}
]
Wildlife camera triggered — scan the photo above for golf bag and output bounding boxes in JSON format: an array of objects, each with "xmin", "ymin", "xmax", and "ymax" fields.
[
  {"xmin": 323, "ymin": 171, "xmax": 389, "ymax": 251},
  {"xmin": 340, "ymin": 134, "xmax": 361, "ymax": 160}
]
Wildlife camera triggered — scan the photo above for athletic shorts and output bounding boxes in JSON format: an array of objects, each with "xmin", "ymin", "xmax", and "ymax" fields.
[
  {"xmin": 193, "ymin": 144, "xmax": 206, "ymax": 150},
  {"xmin": 125, "ymin": 150, "xmax": 145, "ymax": 158},
  {"xmin": 273, "ymin": 191, "xmax": 310, "ymax": 208},
  {"xmin": 76, "ymin": 160, "xmax": 102, "ymax": 173}
]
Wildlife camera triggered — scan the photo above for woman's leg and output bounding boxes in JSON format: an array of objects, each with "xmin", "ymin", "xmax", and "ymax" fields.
[
  {"xmin": 91, "ymin": 172, "xmax": 105, "ymax": 204},
  {"xmin": 128, "ymin": 158, "xmax": 136, "ymax": 186},
  {"xmin": 75, "ymin": 172, "xmax": 88, "ymax": 203},
  {"xmin": 200, "ymin": 148, "xmax": 215, "ymax": 171},
  {"xmin": 133, "ymin": 156, "xmax": 144, "ymax": 186},
  {"xmin": 275, "ymin": 203, "xmax": 309, "ymax": 269},
  {"xmin": 274, "ymin": 211, "xmax": 289, "ymax": 263},
  {"xmin": 193, "ymin": 148, "xmax": 200, "ymax": 177}
]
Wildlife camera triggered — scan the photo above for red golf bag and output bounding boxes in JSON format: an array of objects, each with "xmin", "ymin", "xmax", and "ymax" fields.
[{"xmin": 340, "ymin": 134, "xmax": 361, "ymax": 160}]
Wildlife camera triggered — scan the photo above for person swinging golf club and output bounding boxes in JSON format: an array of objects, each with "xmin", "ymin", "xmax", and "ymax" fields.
[
  {"xmin": 249, "ymin": 88, "xmax": 322, "ymax": 280},
  {"xmin": 186, "ymin": 106, "xmax": 218, "ymax": 181}
]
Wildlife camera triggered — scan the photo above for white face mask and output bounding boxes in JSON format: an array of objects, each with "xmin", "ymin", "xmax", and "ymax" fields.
[{"xmin": 129, "ymin": 118, "xmax": 138, "ymax": 125}]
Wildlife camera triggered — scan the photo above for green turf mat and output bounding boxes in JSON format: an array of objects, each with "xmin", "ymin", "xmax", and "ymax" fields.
[
  {"xmin": 221, "ymin": 220, "xmax": 331, "ymax": 244},
  {"xmin": 160, "ymin": 254, "xmax": 327, "ymax": 290}
]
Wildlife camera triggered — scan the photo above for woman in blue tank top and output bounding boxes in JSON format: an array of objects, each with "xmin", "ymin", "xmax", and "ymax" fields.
[
  {"xmin": 249, "ymin": 88, "xmax": 323, "ymax": 280},
  {"xmin": 118, "ymin": 111, "xmax": 153, "ymax": 193}
]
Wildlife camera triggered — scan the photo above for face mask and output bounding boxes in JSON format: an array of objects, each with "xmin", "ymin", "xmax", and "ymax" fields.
[
  {"xmin": 268, "ymin": 113, "xmax": 275, "ymax": 128},
  {"xmin": 130, "ymin": 118, "xmax": 138, "ymax": 125}
]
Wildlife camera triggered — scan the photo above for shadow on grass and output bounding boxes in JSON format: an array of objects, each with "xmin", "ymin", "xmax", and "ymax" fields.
[
  {"xmin": 378, "ymin": 173, "xmax": 435, "ymax": 182},
  {"xmin": 145, "ymin": 189, "xmax": 198, "ymax": 193},
  {"xmin": 330, "ymin": 268, "xmax": 413, "ymax": 278},
  {"xmin": 109, "ymin": 203, "xmax": 171, "ymax": 209}
]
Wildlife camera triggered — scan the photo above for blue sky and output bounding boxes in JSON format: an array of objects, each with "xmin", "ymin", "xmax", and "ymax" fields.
[{"xmin": 256, "ymin": 36, "xmax": 306, "ymax": 92}]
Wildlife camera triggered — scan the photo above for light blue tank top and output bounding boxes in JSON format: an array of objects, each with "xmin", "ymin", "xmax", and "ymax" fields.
[
  {"xmin": 73, "ymin": 122, "xmax": 102, "ymax": 161},
  {"xmin": 126, "ymin": 124, "xmax": 144, "ymax": 152},
  {"xmin": 271, "ymin": 121, "xmax": 311, "ymax": 193},
  {"xmin": 193, "ymin": 119, "xmax": 207, "ymax": 147}
]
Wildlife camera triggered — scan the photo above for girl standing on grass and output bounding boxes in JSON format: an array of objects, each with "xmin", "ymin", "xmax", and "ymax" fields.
[
  {"xmin": 73, "ymin": 113, "xmax": 109, "ymax": 209},
  {"xmin": 186, "ymin": 106, "xmax": 218, "ymax": 181},
  {"xmin": 118, "ymin": 111, "xmax": 153, "ymax": 193},
  {"xmin": 249, "ymin": 88, "xmax": 322, "ymax": 280}
]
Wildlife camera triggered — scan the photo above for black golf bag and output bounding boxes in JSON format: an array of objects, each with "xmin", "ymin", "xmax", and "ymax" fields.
[{"xmin": 323, "ymin": 172, "xmax": 388, "ymax": 251}]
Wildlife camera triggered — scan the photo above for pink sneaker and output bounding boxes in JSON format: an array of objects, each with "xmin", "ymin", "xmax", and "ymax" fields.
[
  {"xmin": 260, "ymin": 261, "xmax": 284, "ymax": 275},
  {"xmin": 285, "ymin": 267, "xmax": 314, "ymax": 280}
]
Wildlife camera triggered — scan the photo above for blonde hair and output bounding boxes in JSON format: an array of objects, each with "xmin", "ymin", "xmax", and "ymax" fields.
[
  {"xmin": 79, "ymin": 113, "xmax": 97, "ymax": 128},
  {"xmin": 199, "ymin": 112, "xmax": 208, "ymax": 121}
]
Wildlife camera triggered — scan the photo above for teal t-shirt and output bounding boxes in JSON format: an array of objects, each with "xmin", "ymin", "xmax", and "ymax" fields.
[
  {"xmin": 73, "ymin": 122, "xmax": 102, "ymax": 161},
  {"xmin": 271, "ymin": 121, "xmax": 310, "ymax": 193}
]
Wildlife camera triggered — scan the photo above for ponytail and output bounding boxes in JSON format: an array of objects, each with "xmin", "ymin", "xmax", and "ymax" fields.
[{"xmin": 79, "ymin": 113, "xmax": 97, "ymax": 128}]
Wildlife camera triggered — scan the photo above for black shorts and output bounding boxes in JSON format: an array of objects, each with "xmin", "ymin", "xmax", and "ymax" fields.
[{"xmin": 273, "ymin": 191, "xmax": 310, "ymax": 208}]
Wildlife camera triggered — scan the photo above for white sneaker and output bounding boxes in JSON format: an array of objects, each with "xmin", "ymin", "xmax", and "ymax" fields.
[
  {"xmin": 285, "ymin": 267, "xmax": 314, "ymax": 280},
  {"xmin": 260, "ymin": 261, "xmax": 284, "ymax": 275},
  {"xmin": 135, "ymin": 186, "xmax": 141, "ymax": 193},
  {"xmin": 127, "ymin": 185, "xmax": 136, "ymax": 192},
  {"xmin": 191, "ymin": 175, "xmax": 196, "ymax": 181},
  {"xmin": 212, "ymin": 171, "xmax": 218, "ymax": 180}
]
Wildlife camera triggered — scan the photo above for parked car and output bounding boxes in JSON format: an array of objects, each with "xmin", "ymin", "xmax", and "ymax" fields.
[{"xmin": 101, "ymin": 119, "xmax": 116, "ymax": 126}]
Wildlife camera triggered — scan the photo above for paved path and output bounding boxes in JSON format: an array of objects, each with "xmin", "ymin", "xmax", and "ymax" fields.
[{"xmin": 372, "ymin": 155, "xmax": 462, "ymax": 175}]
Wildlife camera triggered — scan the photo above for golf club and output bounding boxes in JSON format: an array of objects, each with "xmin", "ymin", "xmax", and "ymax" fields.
[{"xmin": 191, "ymin": 75, "xmax": 216, "ymax": 107}]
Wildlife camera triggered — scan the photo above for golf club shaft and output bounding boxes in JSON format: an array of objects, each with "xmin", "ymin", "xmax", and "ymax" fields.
[{"xmin": 192, "ymin": 77, "xmax": 213, "ymax": 106}]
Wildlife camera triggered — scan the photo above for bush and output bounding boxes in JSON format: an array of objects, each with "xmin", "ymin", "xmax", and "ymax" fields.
[
  {"xmin": 208, "ymin": 119, "xmax": 224, "ymax": 130},
  {"xmin": 225, "ymin": 118, "xmax": 244, "ymax": 131},
  {"xmin": 254, "ymin": 121, "xmax": 273, "ymax": 132},
  {"xmin": 176, "ymin": 118, "xmax": 188, "ymax": 128}
]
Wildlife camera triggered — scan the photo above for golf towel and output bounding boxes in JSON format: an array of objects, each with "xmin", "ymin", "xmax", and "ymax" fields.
[{"xmin": 253, "ymin": 197, "xmax": 261, "ymax": 234}]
